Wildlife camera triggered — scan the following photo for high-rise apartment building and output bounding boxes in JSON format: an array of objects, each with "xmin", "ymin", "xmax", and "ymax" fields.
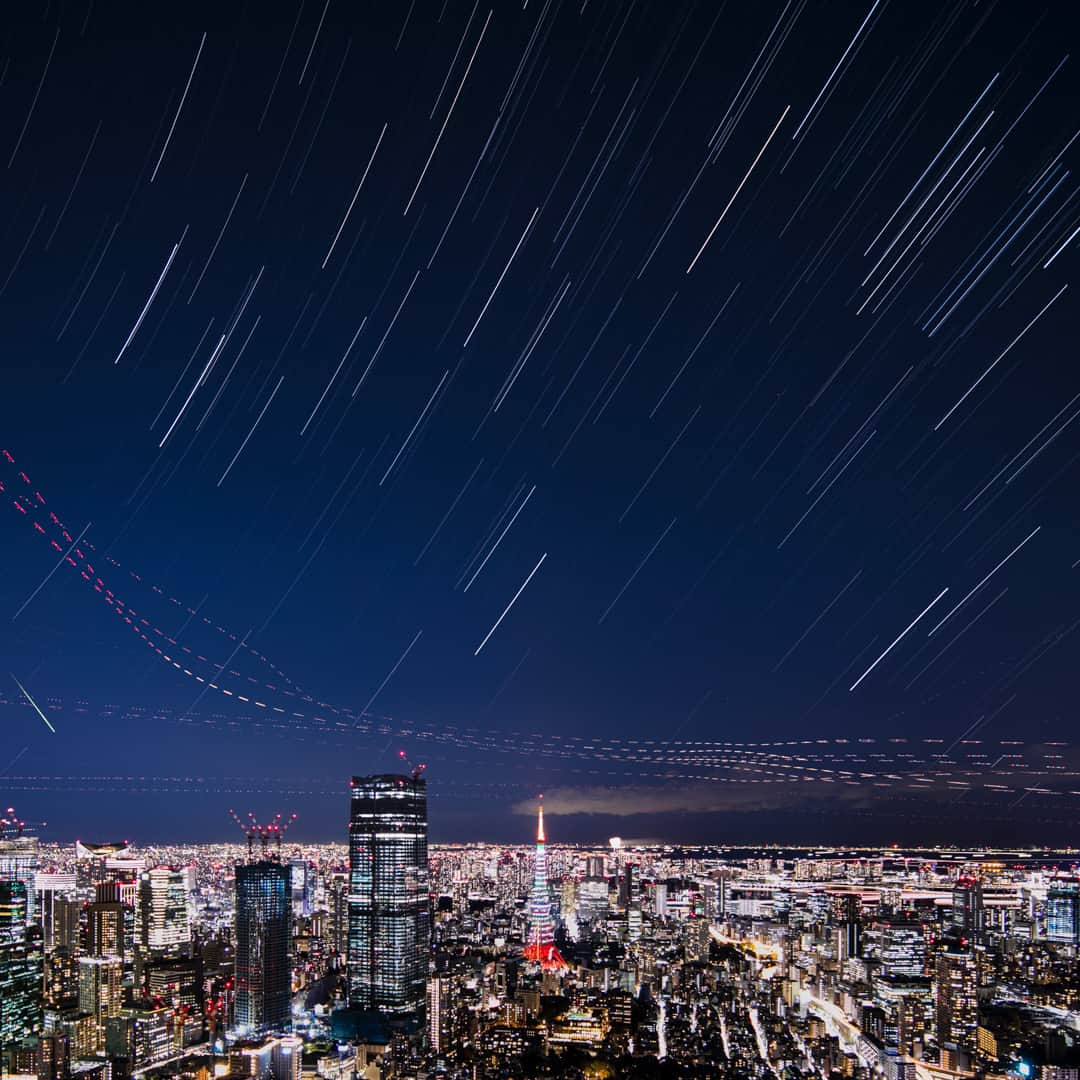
[
  {"xmin": 37, "ymin": 1033, "xmax": 70, "ymax": 1080},
  {"xmin": 427, "ymin": 976, "xmax": 456, "ymax": 1057},
  {"xmin": 78, "ymin": 956, "xmax": 123, "ymax": 1052},
  {"xmin": 347, "ymin": 773, "xmax": 430, "ymax": 1020},
  {"xmin": 87, "ymin": 897, "xmax": 126, "ymax": 960},
  {"xmin": 326, "ymin": 872, "xmax": 349, "ymax": 961},
  {"xmin": 234, "ymin": 860, "xmax": 291, "ymax": 1035},
  {"xmin": 934, "ymin": 943, "xmax": 978, "ymax": 1052}
]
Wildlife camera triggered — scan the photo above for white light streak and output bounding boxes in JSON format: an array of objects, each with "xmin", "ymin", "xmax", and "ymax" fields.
[
  {"xmin": 323, "ymin": 123, "xmax": 388, "ymax": 269},
  {"xmin": 849, "ymin": 588, "xmax": 949, "ymax": 691},
  {"xmin": 475, "ymin": 553, "xmax": 548, "ymax": 655},
  {"xmin": 687, "ymin": 106, "xmax": 789, "ymax": 274},
  {"xmin": 150, "ymin": 32, "xmax": 207, "ymax": 183}
]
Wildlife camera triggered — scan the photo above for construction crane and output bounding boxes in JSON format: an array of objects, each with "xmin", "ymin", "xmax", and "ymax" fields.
[
  {"xmin": 0, "ymin": 807, "xmax": 45, "ymax": 839},
  {"xmin": 0, "ymin": 807, "xmax": 25, "ymax": 839},
  {"xmin": 396, "ymin": 749, "xmax": 427, "ymax": 781},
  {"xmin": 227, "ymin": 809, "xmax": 298, "ymax": 860}
]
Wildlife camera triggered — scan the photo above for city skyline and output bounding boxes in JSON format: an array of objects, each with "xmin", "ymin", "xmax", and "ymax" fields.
[{"xmin": 5, "ymin": 795, "xmax": 1080, "ymax": 1077}]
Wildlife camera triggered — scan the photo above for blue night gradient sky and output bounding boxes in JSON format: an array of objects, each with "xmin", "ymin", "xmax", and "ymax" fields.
[{"xmin": 1, "ymin": 0, "xmax": 1078, "ymax": 845}]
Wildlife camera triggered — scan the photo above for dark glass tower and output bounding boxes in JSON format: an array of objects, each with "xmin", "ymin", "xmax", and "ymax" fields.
[
  {"xmin": 234, "ymin": 861, "xmax": 291, "ymax": 1035},
  {"xmin": 347, "ymin": 774, "xmax": 430, "ymax": 1019},
  {"xmin": 1047, "ymin": 880, "xmax": 1080, "ymax": 943},
  {"xmin": 951, "ymin": 875, "xmax": 984, "ymax": 942}
]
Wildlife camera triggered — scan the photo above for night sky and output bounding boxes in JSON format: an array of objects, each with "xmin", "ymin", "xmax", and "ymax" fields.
[{"xmin": 1, "ymin": 0, "xmax": 1078, "ymax": 846}]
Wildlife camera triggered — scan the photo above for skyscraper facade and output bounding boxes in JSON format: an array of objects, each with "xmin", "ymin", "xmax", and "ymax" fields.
[
  {"xmin": 347, "ymin": 773, "xmax": 430, "ymax": 1019},
  {"xmin": 139, "ymin": 867, "xmax": 192, "ymax": 959},
  {"xmin": 952, "ymin": 876, "xmax": 984, "ymax": 942},
  {"xmin": 0, "ymin": 879, "xmax": 43, "ymax": 1048},
  {"xmin": 1046, "ymin": 880, "xmax": 1080, "ymax": 944},
  {"xmin": 934, "ymin": 944, "xmax": 978, "ymax": 1052},
  {"xmin": 0, "ymin": 826, "xmax": 39, "ymax": 920},
  {"xmin": 34, "ymin": 872, "xmax": 78, "ymax": 951},
  {"xmin": 234, "ymin": 860, "xmax": 292, "ymax": 1035}
]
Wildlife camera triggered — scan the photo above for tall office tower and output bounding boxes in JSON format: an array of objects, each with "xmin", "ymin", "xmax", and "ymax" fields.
[
  {"xmin": 523, "ymin": 796, "xmax": 566, "ymax": 970},
  {"xmin": 326, "ymin": 872, "xmax": 349, "ymax": 961},
  {"xmin": 0, "ymin": 815, "xmax": 40, "ymax": 919},
  {"xmin": 586, "ymin": 855, "xmax": 605, "ymax": 880},
  {"xmin": 138, "ymin": 867, "xmax": 192, "ymax": 960},
  {"xmin": 347, "ymin": 773, "xmax": 430, "ymax": 1019},
  {"xmin": 37, "ymin": 1033, "xmax": 70, "ymax": 1080},
  {"xmin": 618, "ymin": 863, "xmax": 636, "ymax": 910},
  {"xmin": 288, "ymin": 859, "xmax": 314, "ymax": 919},
  {"xmin": 577, "ymin": 877, "xmax": 609, "ymax": 922},
  {"xmin": 235, "ymin": 860, "xmax": 291, "ymax": 1035},
  {"xmin": 934, "ymin": 944, "xmax": 978, "ymax": 1052},
  {"xmin": 879, "ymin": 918, "xmax": 929, "ymax": 979},
  {"xmin": 74, "ymin": 841, "xmax": 132, "ymax": 890},
  {"xmin": 1046, "ymin": 880, "xmax": 1080, "ymax": 944},
  {"xmin": 87, "ymin": 897, "xmax": 126, "ymax": 960},
  {"xmin": 44, "ymin": 947, "xmax": 80, "ymax": 1010},
  {"xmin": 0, "ymin": 879, "xmax": 43, "ymax": 1047},
  {"xmin": 78, "ymin": 956, "xmax": 123, "ymax": 1052},
  {"xmin": 952, "ymin": 876, "xmax": 984, "ymax": 942},
  {"xmin": 34, "ymin": 873, "xmax": 78, "ymax": 950},
  {"xmin": 829, "ymin": 894, "xmax": 862, "ymax": 959}
]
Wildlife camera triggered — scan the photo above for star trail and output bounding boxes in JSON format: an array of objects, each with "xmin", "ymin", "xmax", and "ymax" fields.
[{"xmin": 0, "ymin": 0, "xmax": 1077, "ymax": 844}]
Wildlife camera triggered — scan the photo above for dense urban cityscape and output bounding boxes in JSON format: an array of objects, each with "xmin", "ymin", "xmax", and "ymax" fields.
[
  {"xmin": 2, "ymin": 785, "xmax": 1080, "ymax": 1079},
  {"xmin": 1, "ymin": 1, "xmax": 1078, "ymax": 1078}
]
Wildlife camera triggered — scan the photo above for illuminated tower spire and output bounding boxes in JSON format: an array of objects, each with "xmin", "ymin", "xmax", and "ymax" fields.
[{"xmin": 523, "ymin": 794, "xmax": 566, "ymax": 970}]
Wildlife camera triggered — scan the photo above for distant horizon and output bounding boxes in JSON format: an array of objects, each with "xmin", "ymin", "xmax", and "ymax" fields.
[{"xmin": 27, "ymin": 833, "xmax": 1080, "ymax": 855}]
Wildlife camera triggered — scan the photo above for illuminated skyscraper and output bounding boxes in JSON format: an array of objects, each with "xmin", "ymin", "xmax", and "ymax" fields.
[
  {"xmin": 0, "ymin": 813, "xmax": 39, "ymax": 920},
  {"xmin": 78, "ymin": 956, "xmax": 122, "ymax": 1052},
  {"xmin": 288, "ymin": 859, "xmax": 314, "ymax": 919},
  {"xmin": 427, "ymin": 976, "xmax": 457, "ymax": 1057},
  {"xmin": 951, "ymin": 876, "xmax": 983, "ymax": 942},
  {"xmin": 878, "ymin": 918, "xmax": 928, "ymax": 979},
  {"xmin": 234, "ymin": 860, "xmax": 291, "ymax": 1035},
  {"xmin": 347, "ymin": 773, "xmax": 430, "ymax": 1019},
  {"xmin": 934, "ymin": 943, "xmax": 978, "ymax": 1052},
  {"xmin": 0, "ymin": 879, "xmax": 43, "ymax": 1047},
  {"xmin": 138, "ymin": 867, "xmax": 192, "ymax": 959},
  {"xmin": 34, "ymin": 872, "xmax": 78, "ymax": 951},
  {"xmin": 87, "ymin": 897, "xmax": 126, "ymax": 960},
  {"xmin": 524, "ymin": 796, "xmax": 566, "ymax": 970}
]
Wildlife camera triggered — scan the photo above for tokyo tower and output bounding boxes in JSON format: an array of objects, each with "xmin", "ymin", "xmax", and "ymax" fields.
[{"xmin": 524, "ymin": 794, "xmax": 567, "ymax": 970}]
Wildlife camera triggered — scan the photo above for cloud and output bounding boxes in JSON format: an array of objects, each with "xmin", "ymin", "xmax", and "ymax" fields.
[{"xmin": 511, "ymin": 782, "xmax": 868, "ymax": 818}]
